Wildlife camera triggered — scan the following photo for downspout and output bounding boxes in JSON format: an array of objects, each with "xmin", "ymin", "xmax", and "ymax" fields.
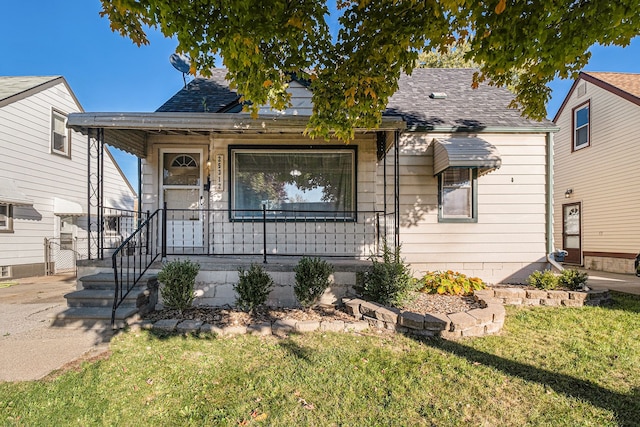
[{"xmin": 545, "ymin": 131, "xmax": 563, "ymax": 272}]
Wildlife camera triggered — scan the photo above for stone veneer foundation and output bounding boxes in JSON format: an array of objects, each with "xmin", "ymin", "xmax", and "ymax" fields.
[{"xmin": 137, "ymin": 287, "xmax": 611, "ymax": 338}]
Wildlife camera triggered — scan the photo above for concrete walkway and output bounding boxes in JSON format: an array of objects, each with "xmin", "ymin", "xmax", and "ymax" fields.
[
  {"xmin": 0, "ymin": 275, "xmax": 111, "ymax": 382},
  {"xmin": 582, "ymin": 269, "xmax": 640, "ymax": 295}
]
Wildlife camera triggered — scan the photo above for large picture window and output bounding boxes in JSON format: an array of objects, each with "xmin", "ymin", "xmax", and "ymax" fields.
[
  {"xmin": 572, "ymin": 100, "xmax": 590, "ymax": 151},
  {"xmin": 438, "ymin": 168, "xmax": 477, "ymax": 222},
  {"xmin": 231, "ymin": 147, "xmax": 356, "ymax": 220}
]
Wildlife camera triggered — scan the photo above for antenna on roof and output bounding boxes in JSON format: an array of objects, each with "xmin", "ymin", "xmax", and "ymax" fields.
[{"xmin": 170, "ymin": 53, "xmax": 191, "ymax": 88}]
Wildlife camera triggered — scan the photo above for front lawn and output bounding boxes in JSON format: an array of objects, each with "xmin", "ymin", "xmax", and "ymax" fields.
[{"xmin": 1, "ymin": 292, "xmax": 639, "ymax": 426}]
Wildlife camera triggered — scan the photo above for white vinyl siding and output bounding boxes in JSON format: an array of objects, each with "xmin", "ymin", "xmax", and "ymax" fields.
[
  {"xmin": 389, "ymin": 132, "xmax": 548, "ymax": 284},
  {"xmin": 553, "ymin": 79, "xmax": 640, "ymax": 258}
]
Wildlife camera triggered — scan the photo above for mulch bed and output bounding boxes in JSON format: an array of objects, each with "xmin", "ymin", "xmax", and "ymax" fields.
[{"xmin": 142, "ymin": 292, "xmax": 483, "ymax": 328}]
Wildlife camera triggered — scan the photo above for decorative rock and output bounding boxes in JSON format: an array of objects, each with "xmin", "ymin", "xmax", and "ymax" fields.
[
  {"xmin": 399, "ymin": 311, "xmax": 425, "ymax": 330},
  {"xmin": 568, "ymin": 291, "xmax": 588, "ymax": 301},
  {"xmin": 547, "ymin": 290, "xmax": 569, "ymax": 300},
  {"xmin": 359, "ymin": 301, "xmax": 381, "ymax": 318},
  {"xmin": 247, "ymin": 322, "xmax": 272, "ymax": 336},
  {"xmin": 448, "ymin": 312, "xmax": 478, "ymax": 331},
  {"xmin": 503, "ymin": 298, "xmax": 523, "ymax": 305},
  {"xmin": 345, "ymin": 321, "xmax": 369, "ymax": 332},
  {"xmin": 494, "ymin": 288, "xmax": 526, "ymax": 299},
  {"xmin": 561, "ymin": 299, "xmax": 583, "ymax": 307},
  {"xmin": 200, "ymin": 323, "xmax": 224, "ymax": 335},
  {"xmin": 466, "ymin": 308, "xmax": 494, "ymax": 324},
  {"xmin": 153, "ymin": 319, "xmax": 179, "ymax": 332},
  {"xmin": 375, "ymin": 307, "xmax": 400, "ymax": 324},
  {"xmin": 423, "ymin": 313, "xmax": 450, "ymax": 331},
  {"xmin": 223, "ymin": 325, "xmax": 247, "ymax": 336},
  {"xmin": 177, "ymin": 320, "xmax": 203, "ymax": 333},
  {"xmin": 485, "ymin": 322, "xmax": 503, "ymax": 334},
  {"xmin": 541, "ymin": 298, "xmax": 561, "ymax": 306},
  {"xmin": 461, "ymin": 325, "xmax": 486, "ymax": 337},
  {"xmin": 321, "ymin": 320, "xmax": 345, "ymax": 332},
  {"xmin": 483, "ymin": 304, "xmax": 506, "ymax": 323},
  {"xmin": 344, "ymin": 299, "xmax": 363, "ymax": 318},
  {"xmin": 272, "ymin": 319, "xmax": 297, "ymax": 336},
  {"xmin": 481, "ymin": 296, "xmax": 505, "ymax": 305},
  {"xmin": 526, "ymin": 290, "xmax": 548, "ymax": 299},
  {"xmin": 474, "ymin": 289, "xmax": 495, "ymax": 299},
  {"xmin": 524, "ymin": 298, "xmax": 541, "ymax": 306},
  {"xmin": 295, "ymin": 320, "xmax": 321, "ymax": 333}
]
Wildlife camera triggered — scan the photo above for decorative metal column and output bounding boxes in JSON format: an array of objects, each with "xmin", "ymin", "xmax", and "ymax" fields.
[
  {"xmin": 394, "ymin": 130, "xmax": 400, "ymax": 249},
  {"xmin": 87, "ymin": 128, "xmax": 104, "ymax": 260}
]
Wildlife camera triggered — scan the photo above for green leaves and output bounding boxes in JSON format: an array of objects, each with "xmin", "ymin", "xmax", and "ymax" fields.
[{"xmin": 99, "ymin": 0, "xmax": 640, "ymax": 139}]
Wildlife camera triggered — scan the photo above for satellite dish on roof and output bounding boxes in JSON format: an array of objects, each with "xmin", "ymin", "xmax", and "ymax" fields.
[{"xmin": 170, "ymin": 53, "xmax": 191, "ymax": 87}]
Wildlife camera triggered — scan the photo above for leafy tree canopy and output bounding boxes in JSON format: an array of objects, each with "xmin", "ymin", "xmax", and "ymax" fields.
[{"xmin": 100, "ymin": 0, "xmax": 640, "ymax": 140}]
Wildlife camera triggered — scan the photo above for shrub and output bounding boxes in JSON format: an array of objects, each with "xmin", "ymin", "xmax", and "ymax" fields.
[
  {"xmin": 527, "ymin": 269, "xmax": 558, "ymax": 290},
  {"xmin": 235, "ymin": 264, "xmax": 274, "ymax": 312},
  {"xmin": 356, "ymin": 244, "xmax": 416, "ymax": 308},
  {"xmin": 419, "ymin": 270, "xmax": 486, "ymax": 296},
  {"xmin": 158, "ymin": 259, "xmax": 200, "ymax": 312},
  {"xmin": 294, "ymin": 257, "xmax": 334, "ymax": 309},
  {"xmin": 558, "ymin": 268, "xmax": 589, "ymax": 291}
]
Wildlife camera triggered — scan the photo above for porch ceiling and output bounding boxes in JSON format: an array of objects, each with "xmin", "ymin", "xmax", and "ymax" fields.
[{"xmin": 67, "ymin": 112, "xmax": 406, "ymax": 158}]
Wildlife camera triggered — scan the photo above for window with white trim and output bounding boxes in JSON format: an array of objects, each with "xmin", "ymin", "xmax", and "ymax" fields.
[
  {"xmin": 231, "ymin": 147, "xmax": 356, "ymax": 220},
  {"xmin": 0, "ymin": 266, "xmax": 11, "ymax": 278},
  {"xmin": 51, "ymin": 109, "xmax": 70, "ymax": 157},
  {"xmin": 438, "ymin": 168, "xmax": 477, "ymax": 222},
  {"xmin": 573, "ymin": 101, "xmax": 590, "ymax": 151},
  {"xmin": 0, "ymin": 203, "xmax": 13, "ymax": 232}
]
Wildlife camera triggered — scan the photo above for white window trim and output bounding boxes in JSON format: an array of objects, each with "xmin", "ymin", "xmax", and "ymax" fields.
[
  {"xmin": 0, "ymin": 203, "xmax": 13, "ymax": 232},
  {"xmin": 438, "ymin": 168, "xmax": 478, "ymax": 223},
  {"xmin": 51, "ymin": 109, "xmax": 71, "ymax": 157},
  {"xmin": 572, "ymin": 101, "xmax": 590, "ymax": 151},
  {"xmin": 230, "ymin": 146, "xmax": 357, "ymax": 221}
]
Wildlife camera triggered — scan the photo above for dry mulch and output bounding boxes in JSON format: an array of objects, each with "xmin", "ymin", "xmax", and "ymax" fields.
[{"xmin": 142, "ymin": 292, "xmax": 483, "ymax": 327}]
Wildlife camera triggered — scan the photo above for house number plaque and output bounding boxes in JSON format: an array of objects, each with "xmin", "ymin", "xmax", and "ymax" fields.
[{"xmin": 215, "ymin": 154, "xmax": 224, "ymax": 192}]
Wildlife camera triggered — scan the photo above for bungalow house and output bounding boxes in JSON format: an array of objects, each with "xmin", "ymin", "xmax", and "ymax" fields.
[
  {"xmin": 65, "ymin": 68, "xmax": 557, "ymax": 324},
  {"xmin": 553, "ymin": 71, "xmax": 640, "ymax": 274},
  {"xmin": 0, "ymin": 76, "xmax": 136, "ymax": 279}
]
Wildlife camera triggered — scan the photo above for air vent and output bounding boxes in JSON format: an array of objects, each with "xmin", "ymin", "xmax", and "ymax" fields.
[
  {"xmin": 429, "ymin": 92, "xmax": 447, "ymax": 99},
  {"xmin": 577, "ymin": 83, "xmax": 587, "ymax": 98}
]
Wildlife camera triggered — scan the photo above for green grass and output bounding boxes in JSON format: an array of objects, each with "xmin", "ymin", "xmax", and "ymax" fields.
[{"xmin": 1, "ymin": 292, "xmax": 639, "ymax": 426}]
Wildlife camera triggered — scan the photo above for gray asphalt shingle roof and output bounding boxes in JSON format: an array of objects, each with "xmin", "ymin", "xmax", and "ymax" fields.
[
  {"xmin": 0, "ymin": 76, "xmax": 61, "ymax": 103},
  {"xmin": 156, "ymin": 68, "xmax": 554, "ymax": 130}
]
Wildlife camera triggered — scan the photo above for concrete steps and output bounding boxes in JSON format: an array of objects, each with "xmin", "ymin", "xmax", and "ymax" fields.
[{"xmin": 51, "ymin": 273, "xmax": 158, "ymax": 330}]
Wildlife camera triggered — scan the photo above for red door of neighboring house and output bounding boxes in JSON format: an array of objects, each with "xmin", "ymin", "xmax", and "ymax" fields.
[{"xmin": 562, "ymin": 202, "xmax": 582, "ymax": 264}]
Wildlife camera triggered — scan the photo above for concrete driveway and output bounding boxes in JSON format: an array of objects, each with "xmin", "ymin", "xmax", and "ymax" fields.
[
  {"xmin": 0, "ymin": 275, "xmax": 111, "ymax": 382},
  {"xmin": 583, "ymin": 269, "xmax": 640, "ymax": 295}
]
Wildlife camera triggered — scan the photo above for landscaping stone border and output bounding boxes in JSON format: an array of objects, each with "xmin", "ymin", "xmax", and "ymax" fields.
[{"xmin": 134, "ymin": 287, "xmax": 611, "ymax": 339}]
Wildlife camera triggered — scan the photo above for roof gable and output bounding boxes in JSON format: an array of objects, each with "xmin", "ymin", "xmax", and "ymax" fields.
[
  {"xmin": 0, "ymin": 76, "xmax": 84, "ymax": 111},
  {"xmin": 553, "ymin": 71, "xmax": 640, "ymax": 122}
]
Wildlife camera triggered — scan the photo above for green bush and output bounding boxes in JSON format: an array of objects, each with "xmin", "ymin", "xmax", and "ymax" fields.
[
  {"xmin": 527, "ymin": 270, "xmax": 558, "ymax": 290},
  {"xmin": 294, "ymin": 257, "xmax": 334, "ymax": 309},
  {"xmin": 235, "ymin": 264, "xmax": 274, "ymax": 312},
  {"xmin": 158, "ymin": 259, "xmax": 200, "ymax": 312},
  {"xmin": 356, "ymin": 244, "xmax": 416, "ymax": 308},
  {"xmin": 420, "ymin": 270, "xmax": 486, "ymax": 296},
  {"xmin": 558, "ymin": 268, "xmax": 588, "ymax": 291}
]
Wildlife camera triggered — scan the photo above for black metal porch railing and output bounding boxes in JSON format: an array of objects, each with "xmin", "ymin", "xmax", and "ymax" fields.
[
  {"xmin": 163, "ymin": 205, "xmax": 395, "ymax": 262},
  {"xmin": 111, "ymin": 209, "xmax": 161, "ymax": 326}
]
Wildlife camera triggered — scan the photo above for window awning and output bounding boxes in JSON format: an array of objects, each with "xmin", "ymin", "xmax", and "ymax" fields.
[
  {"xmin": 0, "ymin": 178, "xmax": 33, "ymax": 205},
  {"xmin": 433, "ymin": 137, "xmax": 502, "ymax": 176},
  {"xmin": 54, "ymin": 197, "xmax": 84, "ymax": 216}
]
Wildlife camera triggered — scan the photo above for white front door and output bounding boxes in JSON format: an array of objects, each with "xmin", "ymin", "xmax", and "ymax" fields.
[{"xmin": 160, "ymin": 149, "xmax": 205, "ymax": 250}]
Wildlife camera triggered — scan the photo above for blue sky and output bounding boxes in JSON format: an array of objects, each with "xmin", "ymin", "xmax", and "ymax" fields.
[{"xmin": 2, "ymin": 1, "xmax": 639, "ymax": 189}]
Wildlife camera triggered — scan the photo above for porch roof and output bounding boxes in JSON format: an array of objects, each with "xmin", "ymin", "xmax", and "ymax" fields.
[
  {"xmin": 66, "ymin": 112, "xmax": 406, "ymax": 158},
  {"xmin": 432, "ymin": 137, "xmax": 502, "ymax": 176}
]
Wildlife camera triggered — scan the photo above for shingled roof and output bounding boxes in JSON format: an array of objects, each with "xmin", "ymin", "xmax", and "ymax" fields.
[{"xmin": 155, "ymin": 68, "xmax": 554, "ymax": 130}]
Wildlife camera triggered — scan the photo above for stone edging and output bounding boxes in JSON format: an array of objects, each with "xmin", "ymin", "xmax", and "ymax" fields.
[
  {"xmin": 132, "ymin": 287, "xmax": 611, "ymax": 339},
  {"xmin": 476, "ymin": 288, "xmax": 611, "ymax": 307}
]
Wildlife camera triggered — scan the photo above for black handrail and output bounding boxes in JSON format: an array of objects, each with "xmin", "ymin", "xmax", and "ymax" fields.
[{"xmin": 111, "ymin": 209, "xmax": 161, "ymax": 327}]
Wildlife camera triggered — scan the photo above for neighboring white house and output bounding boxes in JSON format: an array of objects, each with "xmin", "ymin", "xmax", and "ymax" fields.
[
  {"xmin": 69, "ymin": 69, "xmax": 557, "ymax": 286},
  {"xmin": 553, "ymin": 71, "xmax": 640, "ymax": 274},
  {"xmin": 0, "ymin": 76, "xmax": 136, "ymax": 279}
]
